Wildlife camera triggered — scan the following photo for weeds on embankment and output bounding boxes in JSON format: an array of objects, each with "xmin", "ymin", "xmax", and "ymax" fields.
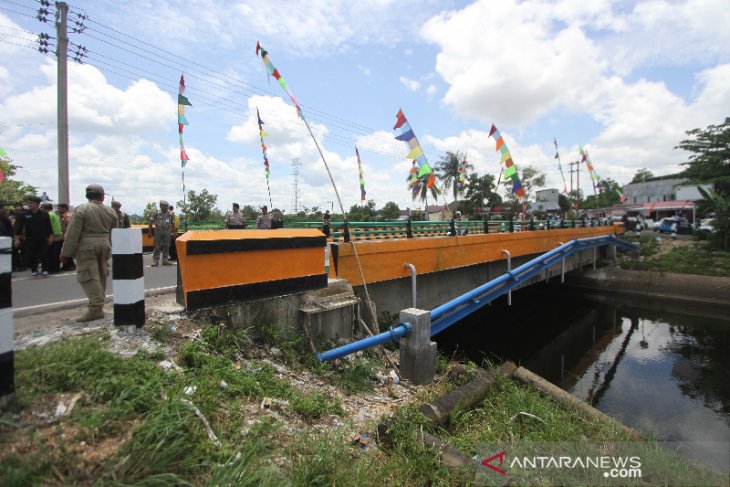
[
  {"xmin": 1, "ymin": 318, "xmax": 727, "ymax": 485},
  {"xmin": 621, "ymin": 236, "xmax": 730, "ymax": 276}
]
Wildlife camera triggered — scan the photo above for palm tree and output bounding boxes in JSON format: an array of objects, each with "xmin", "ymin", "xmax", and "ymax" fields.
[
  {"xmin": 697, "ymin": 186, "xmax": 729, "ymax": 249},
  {"xmin": 407, "ymin": 161, "xmax": 440, "ymax": 208},
  {"xmin": 436, "ymin": 151, "xmax": 473, "ymax": 202}
]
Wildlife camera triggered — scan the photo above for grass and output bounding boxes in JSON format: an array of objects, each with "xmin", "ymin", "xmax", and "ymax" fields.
[
  {"xmin": 3, "ymin": 323, "xmax": 726, "ymax": 486},
  {"xmin": 620, "ymin": 238, "xmax": 730, "ymax": 276}
]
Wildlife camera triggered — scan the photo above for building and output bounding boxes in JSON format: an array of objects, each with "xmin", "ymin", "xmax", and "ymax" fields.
[
  {"xmin": 532, "ymin": 189, "xmax": 562, "ymax": 214},
  {"xmin": 622, "ymin": 175, "xmax": 712, "ymax": 223}
]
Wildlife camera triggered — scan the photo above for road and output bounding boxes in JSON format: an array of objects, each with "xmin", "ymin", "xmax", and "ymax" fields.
[{"xmin": 11, "ymin": 253, "xmax": 178, "ymax": 312}]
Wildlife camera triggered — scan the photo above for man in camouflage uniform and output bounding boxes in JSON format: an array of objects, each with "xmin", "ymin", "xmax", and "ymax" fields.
[
  {"xmin": 60, "ymin": 184, "xmax": 118, "ymax": 322},
  {"xmin": 148, "ymin": 200, "xmax": 176, "ymax": 266}
]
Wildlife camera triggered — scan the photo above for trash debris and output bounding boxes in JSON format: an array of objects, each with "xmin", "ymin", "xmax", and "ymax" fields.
[
  {"xmin": 388, "ymin": 370, "xmax": 400, "ymax": 384},
  {"xmin": 261, "ymin": 397, "xmax": 272, "ymax": 410},
  {"xmin": 270, "ymin": 347, "xmax": 281, "ymax": 357},
  {"xmin": 54, "ymin": 392, "xmax": 83, "ymax": 419},
  {"xmin": 157, "ymin": 360, "xmax": 179, "ymax": 371},
  {"xmin": 219, "ymin": 380, "xmax": 229, "ymax": 389},
  {"xmin": 352, "ymin": 432, "xmax": 374, "ymax": 450},
  {"xmin": 181, "ymin": 398, "xmax": 221, "ymax": 448},
  {"xmin": 184, "ymin": 385, "xmax": 197, "ymax": 396}
]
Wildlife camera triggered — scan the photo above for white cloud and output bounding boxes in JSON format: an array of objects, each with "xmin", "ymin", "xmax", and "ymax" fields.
[{"xmin": 399, "ymin": 76, "xmax": 421, "ymax": 92}]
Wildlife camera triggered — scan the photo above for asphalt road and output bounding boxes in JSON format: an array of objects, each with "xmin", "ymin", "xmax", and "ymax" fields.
[{"xmin": 11, "ymin": 253, "xmax": 178, "ymax": 312}]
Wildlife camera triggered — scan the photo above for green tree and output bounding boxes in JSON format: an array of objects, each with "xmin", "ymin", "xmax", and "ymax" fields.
[
  {"xmin": 558, "ymin": 193, "xmax": 572, "ymax": 212},
  {"xmin": 378, "ymin": 201, "xmax": 400, "ymax": 220},
  {"xmin": 142, "ymin": 202, "xmax": 157, "ymax": 222},
  {"xmin": 630, "ymin": 168, "xmax": 654, "ymax": 183},
  {"xmin": 176, "ymin": 189, "xmax": 219, "ymax": 222},
  {"xmin": 583, "ymin": 178, "xmax": 622, "ymax": 209},
  {"xmin": 676, "ymin": 117, "xmax": 730, "ymax": 194},
  {"xmin": 464, "ymin": 173, "xmax": 501, "ymax": 212},
  {"xmin": 435, "ymin": 151, "xmax": 472, "ymax": 202},
  {"xmin": 0, "ymin": 154, "xmax": 39, "ymax": 203},
  {"xmin": 697, "ymin": 186, "xmax": 729, "ymax": 249},
  {"xmin": 503, "ymin": 165, "xmax": 545, "ymax": 211},
  {"xmin": 347, "ymin": 200, "xmax": 377, "ymax": 221}
]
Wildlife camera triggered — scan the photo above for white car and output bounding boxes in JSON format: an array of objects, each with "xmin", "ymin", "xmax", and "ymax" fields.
[{"xmin": 697, "ymin": 218, "xmax": 716, "ymax": 233}]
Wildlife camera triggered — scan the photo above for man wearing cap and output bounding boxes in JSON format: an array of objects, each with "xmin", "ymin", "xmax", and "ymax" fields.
[
  {"xmin": 111, "ymin": 200, "xmax": 131, "ymax": 229},
  {"xmin": 60, "ymin": 184, "xmax": 118, "ymax": 322},
  {"xmin": 148, "ymin": 200, "xmax": 176, "ymax": 266},
  {"xmin": 255, "ymin": 205, "xmax": 271, "ymax": 229},
  {"xmin": 14, "ymin": 195, "xmax": 53, "ymax": 277}
]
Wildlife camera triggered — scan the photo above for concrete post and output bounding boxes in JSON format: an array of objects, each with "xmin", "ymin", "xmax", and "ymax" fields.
[
  {"xmin": 0, "ymin": 237, "xmax": 13, "ymax": 398},
  {"xmin": 112, "ymin": 228, "xmax": 145, "ymax": 327},
  {"xmin": 399, "ymin": 308, "xmax": 437, "ymax": 385}
]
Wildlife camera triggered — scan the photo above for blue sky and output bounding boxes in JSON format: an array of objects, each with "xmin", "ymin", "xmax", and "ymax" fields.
[{"xmin": 0, "ymin": 0, "xmax": 728, "ymax": 214}]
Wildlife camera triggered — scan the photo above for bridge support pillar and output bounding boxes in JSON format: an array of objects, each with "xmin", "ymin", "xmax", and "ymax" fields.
[{"xmin": 399, "ymin": 308, "xmax": 437, "ymax": 385}]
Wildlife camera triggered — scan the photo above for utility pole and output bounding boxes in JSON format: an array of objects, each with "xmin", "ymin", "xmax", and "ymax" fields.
[
  {"xmin": 56, "ymin": 2, "xmax": 69, "ymax": 205},
  {"xmin": 569, "ymin": 161, "xmax": 581, "ymax": 209}
]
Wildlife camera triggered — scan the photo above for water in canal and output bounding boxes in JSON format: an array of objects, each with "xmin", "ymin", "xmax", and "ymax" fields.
[{"xmin": 436, "ymin": 284, "xmax": 730, "ymax": 471}]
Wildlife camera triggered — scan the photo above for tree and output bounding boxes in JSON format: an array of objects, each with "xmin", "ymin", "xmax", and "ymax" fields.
[
  {"xmin": 435, "ymin": 151, "xmax": 472, "ymax": 201},
  {"xmin": 142, "ymin": 202, "xmax": 157, "ymax": 222},
  {"xmin": 697, "ymin": 186, "xmax": 729, "ymax": 250},
  {"xmin": 0, "ymin": 155, "xmax": 39, "ymax": 203},
  {"xmin": 176, "ymin": 189, "xmax": 219, "ymax": 222},
  {"xmin": 558, "ymin": 193, "xmax": 572, "ymax": 212},
  {"xmin": 503, "ymin": 165, "xmax": 545, "ymax": 211},
  {"xmin": 464, "ymin": 173, "xmax": 501, "ymax": 212},
  {"xmin": 583, "ymin": 178, "xmax": 622, "ymax": 209},
  {"xmin": 676, "ymin": 117, "xmax": 730, "ymax": 194},
  {"xmin": 347, "ymin": 200, "xmax": 377, "ymax": 221},
  {"xmin": 630, "ymin": 168, "xmax": 654, "ymax": 183},
  {"xmin": 379, "ymin": 201, "xmax": 400, "ymax": 220}
]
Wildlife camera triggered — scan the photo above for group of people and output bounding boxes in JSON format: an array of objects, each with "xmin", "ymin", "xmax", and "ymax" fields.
[
  {"xmin": 2, "ymin": 186, "xmax": 178, "ymax": 323},
  {"xmin": 224, "ymin": 204, "xmax": 283, "ymax": 229}
]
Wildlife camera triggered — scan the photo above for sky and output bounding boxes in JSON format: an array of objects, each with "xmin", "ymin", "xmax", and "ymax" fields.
[{"xmin": 0, "ymin": 0, "xmax": 729, "ymax": 215}]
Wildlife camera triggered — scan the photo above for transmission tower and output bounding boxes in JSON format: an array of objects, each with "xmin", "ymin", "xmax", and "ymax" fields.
[{"xmin": 290, "ymin": 158, "xmax": 302, "ymax": 214}]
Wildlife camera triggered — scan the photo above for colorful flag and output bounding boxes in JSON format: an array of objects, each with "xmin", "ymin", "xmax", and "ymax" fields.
[
  {"xmin": 488, "ymin": 124, "xmax": 525, "ymax": 199},
  {"xmin": 579, "ymin": 146, "xmax": 601, "ymax": 195},
  {"xmin": 257, "ymin": 108, "xmax": 271, "ymax": 180},
  {"xmin": 257, "ymin": 41, "xmax": 302, "ymax": 118},
  {"xmin": 456, "ymin": 156, "xmax": 468, "ymax": 193},
  {"xmin": 356, "ymin": 147, "xmax": 366, "ymax": 201},
  {"xmin": 394, "ymin": 109, "xmax": 436, "ymax": 190},
  {"xmin": 178, "ymin": 75, "xmax": 191, "ymax": 167},
  {"xmin": 554, "ymin": 138, "xmax": 567, "ymax": 193}
]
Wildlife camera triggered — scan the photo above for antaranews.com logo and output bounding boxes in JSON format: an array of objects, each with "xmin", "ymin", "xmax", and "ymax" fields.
[{"xmin": 482, "ymin": 450, "xmax": 642, "ymax": 479}]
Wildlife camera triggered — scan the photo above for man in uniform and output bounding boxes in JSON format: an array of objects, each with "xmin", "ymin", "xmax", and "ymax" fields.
[
  {"xmin": 148, "ymin": 200, "xmax": 176, "ymax": 266},
  {"xmin": 225, "ymin": 203, "xmax": 246, "ymax": 229},
  {"xmin": 111, "ymin": 200, "xmax": 131, "ymax": 228},
  {"xmin": 256, "ymin": 205, "xmax": 271, "ymax": 229},
  {"xmin": 60, "ymin": 184, "xmax": 118, "ymax": 322}
]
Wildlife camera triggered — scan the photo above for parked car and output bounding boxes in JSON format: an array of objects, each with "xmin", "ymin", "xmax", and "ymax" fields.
[
  {"xmin": 657, "ymin": 216, "xmax": 691, "ymax": 234},
  {"xmin": 697, "ymin": 218, "xmax": 717, "ymax": 233}
]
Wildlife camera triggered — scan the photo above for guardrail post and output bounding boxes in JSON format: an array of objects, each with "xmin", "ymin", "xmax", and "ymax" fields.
[
  {"xmin": 557, "ymin": 242, "xmax": 565, "ymax": 283},
  {"xmin": 501, "ymin": 249, "xmax": 512, "ymax": 306},
  {"xmin": 483, "ymin": 216, "xmax": 489, "ymax": 234},
  {"xmin": 404, "ymin": 263, "xmax": 417, "ymax": 308},
  {"xmin": 547, "ymin": 219, "xmax": 551, "ymax": 230},
  {"xmin": 449, "ymin": 218, "xmax": 456, "ymax": 237},
  {"xmin": 1, "ymin": 237, "xmax": 13, "ymax": 399},
  {"xmin": 529, "ymin": 218, "xmax": 536, "ymax": 231},
  {"xmin": 406, "ymin": 217, "xmax": 413, "ymax": 239},
  {"xmin": 509, "ymin": 214, "xmax": 514, "ymax": 233},
  {"xmin": 112, "ymin": 228, "xmax": 145, "ymax": 328},
  {"xmin": 571, "ymin": 219, "xmax": 576, "ymax": 228},
  {"xmin": 399, "ymin": 308, "xmax": 437, "ymax": 385}
]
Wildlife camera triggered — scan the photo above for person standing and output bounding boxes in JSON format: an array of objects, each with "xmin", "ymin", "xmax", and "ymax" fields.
[
  {"xmin": 14, "ymin": 195, "xmax": 52, "ymax": 277},
  {"xmin": 0, "ymin": 201, "xmax": 12, "ymax": 237},
  {"xmin": 56, "ymin": 203, "xmax": 75, "ymax": 271},
  {"xmin": 42, "ymin": 202, "xmax": 63, "ymax": 273},
  {"xmin": 60, "ymin": 184, "xmax": 118, "ymax": 322},
  {"xmin": 225, "ymin": 203, "xmax": 247, "ymax": 229},
  {"xmin": 11, "ymin": 204, "xmax": 28, "ymax": 271},
  {"xmin": 322, "ymin": 210, "xmax": 331, "ymax": 237},
  {"xmin": 111, "ymin": 200, "xmax": 131, "ymax": 228},
  {"xmin": 270, "ymin": 209, "xmax": 284, "ymax": 229},
  {"xmin": 148, "ymin": 200, "xmax": 176, "ymax": 266},
  {"xmin": 256, "ymin": 205, "xmax": 271, "ymax": 229}
]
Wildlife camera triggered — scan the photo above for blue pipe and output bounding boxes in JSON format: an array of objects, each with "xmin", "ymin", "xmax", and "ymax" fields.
[
  {"xmin": 317, "ymin": 235, "xmax": 638, "ymax": 361},
  {"xmin": 317, "ymin": 323, "xmax": 412, "ymax": 362}
]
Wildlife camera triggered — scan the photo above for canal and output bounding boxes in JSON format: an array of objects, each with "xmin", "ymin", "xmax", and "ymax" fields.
[{"xmin": 436, "ymin": 283, "xmax": 730, "ymax": 471}]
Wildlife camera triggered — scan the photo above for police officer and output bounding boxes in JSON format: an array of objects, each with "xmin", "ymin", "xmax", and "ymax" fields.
[
  {"xmin": 148, "ymin": 200, "xmax": 176, "ymax": 266},
  {"xmin": 60, "ymin": 184, "xmax": 118, "ymax": 322}
]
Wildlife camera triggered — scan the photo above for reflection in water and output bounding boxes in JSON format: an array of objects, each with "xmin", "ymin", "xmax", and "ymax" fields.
[{"xmin": 436, "ymin": 285, "xmax": 730, "ymax": 471}]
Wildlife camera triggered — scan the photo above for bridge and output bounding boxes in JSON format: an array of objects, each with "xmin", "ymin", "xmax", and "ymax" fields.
[{"xmin": 171, "ymin": 219, "xmax": 636, "ymax": 384}]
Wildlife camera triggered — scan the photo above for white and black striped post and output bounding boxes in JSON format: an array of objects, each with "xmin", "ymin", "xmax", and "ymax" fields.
[
  {"xmin": 112, "ymin": 228, "xmax": 145, "ymax": 327},
  {"xmin": 0, "ymin": 236, "xmax": 13, "ymax": 398}
]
